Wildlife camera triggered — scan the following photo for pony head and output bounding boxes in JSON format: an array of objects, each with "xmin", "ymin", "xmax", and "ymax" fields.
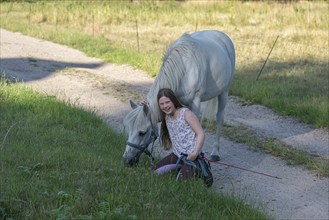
[{"xmin": 123, "ymin": 100, "xmax": 158, "ymax": 166}]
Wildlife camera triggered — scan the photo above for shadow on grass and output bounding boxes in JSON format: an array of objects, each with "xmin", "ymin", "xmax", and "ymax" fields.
[
  {"xmin": 0, "ymin": 57, "xmax": 103, "ymax": 82},
  {"xmin": 232, "ymin": 58, "xmax": 328, "ymax": 128}
]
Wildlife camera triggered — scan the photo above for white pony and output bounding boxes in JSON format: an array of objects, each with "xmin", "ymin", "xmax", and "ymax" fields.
[{"xmin": 123, "ymin": 30, "xmax": 235, "ymax": 166}]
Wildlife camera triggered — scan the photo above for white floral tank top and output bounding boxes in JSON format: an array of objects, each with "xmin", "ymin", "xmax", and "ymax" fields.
[{"xmin": 166, "ymin": 108, "xmax": 196, "ymax": 157}]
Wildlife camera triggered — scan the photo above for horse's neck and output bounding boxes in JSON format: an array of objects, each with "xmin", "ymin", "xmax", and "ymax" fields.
[
  {"xmin": 146, "ymin": 36, "xmax": 191, "ymax": 122},
  {"xmin": 147, "ymin": 80, "xmax": 161, "ymax": 124}
]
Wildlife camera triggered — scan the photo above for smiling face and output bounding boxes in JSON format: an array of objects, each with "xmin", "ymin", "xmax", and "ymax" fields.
[{"xmin": 158, "ymin": 96, "xmax": 177, "ymax": 116}]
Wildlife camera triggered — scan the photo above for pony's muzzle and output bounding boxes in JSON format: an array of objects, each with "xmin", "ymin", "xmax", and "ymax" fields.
[{"xmin": 123, "ymin": 156, "xmax": 139, "ymax": 167}]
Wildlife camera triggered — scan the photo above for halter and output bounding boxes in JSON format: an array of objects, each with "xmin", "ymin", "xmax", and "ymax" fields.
[{"xmin": 126, "ymin": 128, "xmax": 158, "ymax": 165}]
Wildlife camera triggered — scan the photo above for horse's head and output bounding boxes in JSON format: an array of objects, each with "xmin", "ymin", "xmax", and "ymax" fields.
[{"xmin": 123, "ymin": 100, "xmax": 158, "ymax": 166}]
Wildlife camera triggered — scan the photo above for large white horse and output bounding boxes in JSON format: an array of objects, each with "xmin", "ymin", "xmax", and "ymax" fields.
[{"xmin": 123, "ymin": 30, "xmax": 235, "ymax": 166}]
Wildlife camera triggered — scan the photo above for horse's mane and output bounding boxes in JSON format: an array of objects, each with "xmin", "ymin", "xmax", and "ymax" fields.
[{"xmin": 146, "ymin": 33, "xmax": 202, "ymax": 123}]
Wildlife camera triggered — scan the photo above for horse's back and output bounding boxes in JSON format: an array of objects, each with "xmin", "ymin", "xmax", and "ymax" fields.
[
  {"xmin": 191, "ymin": 30, "xmax": 235, "ymax": 69},
  {"xmin": 152, "ymin": 30, "xmax": 235, "ymax": 103},
  {"xmin": 186, "ymin": 30, "xmax": 235, "ymax": 100}
]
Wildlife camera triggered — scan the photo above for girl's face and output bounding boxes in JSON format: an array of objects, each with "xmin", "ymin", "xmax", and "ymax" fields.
[{"xmin": 158, "ymin": 96, "xmax": 176, "ymax": 116}]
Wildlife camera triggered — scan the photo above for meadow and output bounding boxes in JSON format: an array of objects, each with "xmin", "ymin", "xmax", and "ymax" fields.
[
  {"xmin": 0, "ymin": 1, "xmax": 328, "ymax": 218},
  {"xmin": 0, "ymin": 78, "xmax": 268, "ymax": 219},
  {"xmin": 0, "ymin": 0, "xmax": 328, "ymax": 129}
]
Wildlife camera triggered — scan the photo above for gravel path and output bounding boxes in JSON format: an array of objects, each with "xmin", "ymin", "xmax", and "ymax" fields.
[{"xmin": 1, "ymin": 28, "xmax": 328, "ymax": 220}]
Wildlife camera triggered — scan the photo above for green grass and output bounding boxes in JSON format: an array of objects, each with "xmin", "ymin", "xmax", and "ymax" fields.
[
  {"xmin": 201, "ymin": 117, "xmax": 329, "ymax": 177},
  {"xmin": 0, "ymin": 79, "xmax": 268, "ymax": 219},
  {"xmin": 232, "ymin": 60, "xmax": 329, "ymax": 128},
  {"xmin": 0, "ymin": 1, "xmax": 328, "ymax": 129},
  {"xmin": 221, "ymin": 124, "xmax": 329, "ymax": 177}
]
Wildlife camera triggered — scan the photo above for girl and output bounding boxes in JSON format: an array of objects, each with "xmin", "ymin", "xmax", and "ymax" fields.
[{"xmin": 154, "ymin": 88, "xmax": 211, "ymax": 183}]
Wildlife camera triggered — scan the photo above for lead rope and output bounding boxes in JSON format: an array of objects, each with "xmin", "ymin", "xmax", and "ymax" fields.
[
  {"xmin": 203, "ymin": 157, "xmax": 282, "ymax": 179},
  {"xmin": 148, "ymin": 123, "xmax": 159, "ymax": 167},
  {"xmin": 147, "ymin": 139, "xmax": 156, "ymax": 166},
  {"xmin": 147, "ymin": 130, "xmax": 158, "ymax": 166}
]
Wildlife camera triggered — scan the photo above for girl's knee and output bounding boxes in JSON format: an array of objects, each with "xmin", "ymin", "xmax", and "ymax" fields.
[{"xmin": 180, "ymin": 165, "xmax": 195, "ymax": 179}]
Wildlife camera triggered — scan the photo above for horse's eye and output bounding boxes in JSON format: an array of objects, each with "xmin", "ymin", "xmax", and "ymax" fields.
[{"xmin": 139, "ymin": 131, "xmax": 147, "ymax": 136}]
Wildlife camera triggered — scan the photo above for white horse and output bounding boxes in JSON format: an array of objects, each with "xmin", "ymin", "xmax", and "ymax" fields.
[{"xmin": 123, "ymin": 30, "xmax": 235, "ymax": 166}]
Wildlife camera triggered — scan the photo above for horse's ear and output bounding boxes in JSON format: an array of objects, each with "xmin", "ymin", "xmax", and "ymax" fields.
[
  {"xmin": 129, "ymin": 100, "xmax": 139, "ymax": 109},
  {"xmin": 142, "ymin": 103, "xmax": 149, "ymax": 115}
]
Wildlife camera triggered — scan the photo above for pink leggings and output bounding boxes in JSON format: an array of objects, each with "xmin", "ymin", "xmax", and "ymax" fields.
[{"xmin": 154, "ymin": 153, "xmax": 195, "ymax": 179}]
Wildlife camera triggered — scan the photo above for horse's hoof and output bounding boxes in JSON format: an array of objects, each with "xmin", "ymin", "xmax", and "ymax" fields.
[{"xmin": 210, "ymin": 155, "xmax": 220, "ymax": 161}]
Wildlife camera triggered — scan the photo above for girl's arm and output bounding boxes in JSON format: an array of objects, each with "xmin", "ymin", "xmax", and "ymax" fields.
[{"xmin": 184, "ymin": 110, "xmax": 205, "ymax": 161}]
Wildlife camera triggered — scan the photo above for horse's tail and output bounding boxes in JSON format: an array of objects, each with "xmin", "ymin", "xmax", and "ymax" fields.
[{"xmin": 200, "ymin": 97, "xmax": 218, "ymax": 130}]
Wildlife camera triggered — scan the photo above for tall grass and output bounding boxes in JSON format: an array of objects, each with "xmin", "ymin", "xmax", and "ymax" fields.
[
  {"xmin": 0, "ymin": 0, "xmax": 328, "ymax": 128},
  {"xmin": 0, "ymin": 79, "xmax": 268, "ymax": 219}
]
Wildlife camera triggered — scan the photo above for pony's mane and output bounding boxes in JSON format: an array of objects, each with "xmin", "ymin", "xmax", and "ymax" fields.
[{"xmin": 146, "ymin": 33, "xmax": 202, "ymax": 123}]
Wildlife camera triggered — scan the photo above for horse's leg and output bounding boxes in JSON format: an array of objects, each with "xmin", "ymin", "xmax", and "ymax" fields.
[
  {"xmin": 190, "ymin": 96, "xmax": 202, "ymax": 119},
  {"xmin": 211, "ymin": 92, "xmax": 228, "ymax": 161}
]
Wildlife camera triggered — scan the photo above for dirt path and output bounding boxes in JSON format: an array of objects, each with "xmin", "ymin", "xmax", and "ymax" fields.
[{"xmin": 1, "ymin": 28, "xmax": 328, "ymax": 220}]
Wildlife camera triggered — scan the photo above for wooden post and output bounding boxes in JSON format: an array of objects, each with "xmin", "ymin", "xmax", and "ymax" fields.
[
  {"xmin": 256, "ymin": 35, "xmax": 279, "ymax": 81},
  {"xmin": 136, "ymin": 20, "xmax": 140, "ymax": 53},
  {"xmin": 92, "ymin": 11, "xmax": 95, "ymax": 37},
  {"xmin": 29, "ymin": 4, "xmax": 32, "ymax": 25}
]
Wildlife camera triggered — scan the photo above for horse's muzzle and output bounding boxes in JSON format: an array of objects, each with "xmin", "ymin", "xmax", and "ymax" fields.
[{"xmin": 123, "ymin": 156, "xmax": 139, "ymax": 167}]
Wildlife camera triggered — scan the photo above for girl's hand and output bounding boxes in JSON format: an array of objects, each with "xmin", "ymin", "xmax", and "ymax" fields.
[
  {"xmin": 139, "ymin": 97, "xmax": 148, "ymax": 105},
  {"xmin": 187, "ymin": 152, "xmax": 198, "ymax": 161}
]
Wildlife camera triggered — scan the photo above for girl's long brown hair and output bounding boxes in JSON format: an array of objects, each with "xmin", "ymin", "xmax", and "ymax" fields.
[{"xmin": 157, "ymin": 88, "xmax": 183, "ymax": 150}]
